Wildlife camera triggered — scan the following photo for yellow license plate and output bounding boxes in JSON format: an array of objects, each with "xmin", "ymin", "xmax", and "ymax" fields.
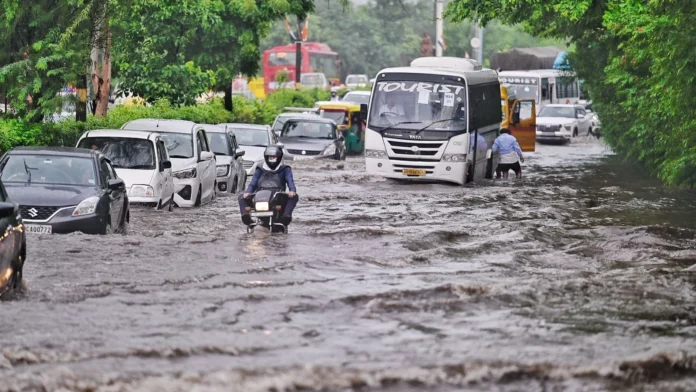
[{"xmin": 402, "ymin": 168, "xmax": 426, "ymax": 176}]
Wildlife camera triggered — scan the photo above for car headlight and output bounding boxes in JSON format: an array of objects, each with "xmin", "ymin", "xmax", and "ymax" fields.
[
  {"xmin": 216, "ymin": 164, "xmax": 230, "ymax": 177},
  {"xmin": 323, "ymin": 144, "xmax": 337, "ymax": 156},
  {"xmin": 129, "ymin": 185, "xmax": 154, "ymax": 197},
  {"xmin": 564, "ymin": 124, "xmax": 572, "ymax": 131},
  {"xmin": 365, "ymin": 149, "xmax": 387, "ymax": 158},
  {"xmin": 443, "ymin": 154, "xmax": 466, "ymax": 162},
  {"xmin": 72, "ymin": 196, "xmax": 99, "ymax": 216},
  {"xmin": 173, "ymin": 168, "xmax": 197, "ymax": 179},
  {"xmin": 255, "ymin": 202, "xmax": 269, "ymax": 211}
]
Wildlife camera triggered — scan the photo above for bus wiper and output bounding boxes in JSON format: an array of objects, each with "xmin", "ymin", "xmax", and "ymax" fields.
[
  {"xmin": 414, "ymin": 118, "xmax": 462, "ymax": 135},
  {"xmin": 24, "ymin": 159, "xmax": 37, "ymax": 184},
  {"xmin": 376, "ymin": 121, "xmax": 421, "ymax": 135}
]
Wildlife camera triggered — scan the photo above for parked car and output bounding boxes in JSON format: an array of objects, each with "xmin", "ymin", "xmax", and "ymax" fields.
[
  {"xmin": 202, "ymin": 124, "xmax": 247, "ymax": 194},
  {"xmin": 76, "ymin": 130, "xmax": 175, "ymax": 210},
  {"xmin": 271, "ymin": 112, "xmax": 322, "ymax": 136},
  {"xmin": 300, "ymin": 73, "xmax": 329, "ymax": 90},
  {"xmin": 121, "ymin": 119, "xmax": 217, "ymax": 207},
  {"xmin": 341, "ymin": 90, "xmax": 371, "ymax": 106},
  {"xmin": 221, "ymin": 123, "xmax": 278, "ymax": 179},
  {"xmin": 0, "ymin": 147, "xmax": 129, "ymax": 235},
  {"xmin": 535, "ymin": 104, "xmax": 593, "ymax": 144},
  {"xmin": 0, "ymin": 178, "xmax": 25, "ymax": 296},
  {"xmin": 345, "ymin": 74, "xmax": 369, "ymax": 89},
  {"xmin": 279, "ymin": 117, "xmax": 346, "ymax": 161}
]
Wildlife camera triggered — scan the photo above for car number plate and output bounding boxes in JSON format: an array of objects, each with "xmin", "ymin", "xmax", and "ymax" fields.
[
  {"xmin": 293, "ymin": 156, "xmax": 311, "ymax": 161},
  {"xmin": 25, "ymin": 224, "xmax": 52, "ymax": 234},
  {"xmin": 402, "ymin": 168, "xmax": 426, "ymax": 176}
]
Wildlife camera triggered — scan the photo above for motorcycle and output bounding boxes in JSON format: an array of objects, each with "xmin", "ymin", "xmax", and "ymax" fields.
[{"xmin": 244, "ymin": 190, "xmax": 290, "ymax": 234}]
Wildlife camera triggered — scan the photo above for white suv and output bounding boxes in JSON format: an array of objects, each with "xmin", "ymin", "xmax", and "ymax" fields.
[
  {"xmin": 121, "ymin": 119, "xmax": 217, "ymax": 207},
  {"xmin": 536, "ymin": 104, "xmax": 593, "ymax": 144},
  {"xmin": 76, "ymin": 130, "xmax": 176, "ymax": 210}
]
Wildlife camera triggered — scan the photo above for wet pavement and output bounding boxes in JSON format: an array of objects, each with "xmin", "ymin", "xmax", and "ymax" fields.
[{"xmin": 3, "ymin": 137, "xmax": 696, "ymax": 391}]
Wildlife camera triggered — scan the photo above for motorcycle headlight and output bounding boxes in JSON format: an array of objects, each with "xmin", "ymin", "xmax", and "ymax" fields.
[
  {"xmin": 129, "ymin": 185, "xmax": 154, "ymax": 197},
  {"xmin": 443, "ymin": 154, "xmax": 466, "ymax": 162},
  {"xmin": 216, "ymin": 164, "xmax": 230, "ymax": 177},
  {"xmin": 173, "ymin": 168, "xmax": 197, "ymax": 179},
  {"xmin": 365, "ymin": 149, "xmax": 387, "ymax": 158},
  {"xmin": 72, "ymin": 196, "xmax": 99, "ymax": 216},
  {"xmin": 255, "ymin": 202, "xmax": 269, "ymax": 211},
  {"xmin": 323, "ymin": 144, "xmax": 337, "ymax": 156}
]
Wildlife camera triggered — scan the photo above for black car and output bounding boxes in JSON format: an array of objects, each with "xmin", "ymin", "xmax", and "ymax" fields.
[
  {"xmin": 0, "ymin": 178, "xmax": 25, "ymax": 296},
  {"xmin": 279, "ymin": 118, "xmax": 346, "ymax": 161},
  {"xmin": 0, "ymin": 147, "xmax": 130, "ymax": 235}
]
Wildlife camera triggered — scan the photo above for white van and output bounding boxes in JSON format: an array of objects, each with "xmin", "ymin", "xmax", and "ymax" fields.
[
  {"xmin": 76, "ymin": 130, "xmax": 176, "ymax": 210},
  {"xmin": 121, "ymin": 119, "xmax": 217, "ymax": 207}
]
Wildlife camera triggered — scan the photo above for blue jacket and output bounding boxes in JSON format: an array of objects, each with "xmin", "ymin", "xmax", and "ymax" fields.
[
  {"xmin": 492, "ymin": 133, "xmax": 523, "ymax": 159},
  {"xmin": 245, "ymin": 165, "xmax": 296, "ymax": 194}
]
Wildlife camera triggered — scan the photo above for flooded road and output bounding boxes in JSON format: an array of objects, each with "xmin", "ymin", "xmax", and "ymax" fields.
[{"xmin": 3, "ymin": 138, "xmax": 696, "ymax": 391}]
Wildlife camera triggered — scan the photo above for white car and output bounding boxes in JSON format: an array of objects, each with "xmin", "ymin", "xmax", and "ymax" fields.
[
  {"xmin": 345, "ymin": 74, "xmax": 369, "ymax": 89},
  {"xmin": 203, "ymin": 124, "xmax": 247, "ymax": 194},
  {"xmin": 76, "ymin": 130, "xmax": 176, "ymax": 210},
  {"xmin": 221, "ymin": 123, "xmax": 278, "ymax": 179},
  {"xmin": 341, "ymin": 90, "xmax": 371, "ymax": 106},
  {"xmin": 300, "ymin": 73, "xmax": 329, "ymax": 90},
  {"xmin": 121, "ymin": 119, "xmax": 217, "ymax": 207},
  {"xmin": 535, "ymin": 104, "xmax": 593, "ymax": 144}
]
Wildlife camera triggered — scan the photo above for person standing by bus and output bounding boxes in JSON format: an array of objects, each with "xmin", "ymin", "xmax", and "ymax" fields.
[{"xmin": 492, "ymin": 129, "xmax": 524, "ymax": 179}]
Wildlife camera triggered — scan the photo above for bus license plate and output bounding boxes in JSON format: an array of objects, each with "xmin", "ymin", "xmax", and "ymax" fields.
[
  {"xmin": 25, "ymin": 224, "xmax": 52, "ymax": 234},
  {"xmin": 402, "ymin": 168, "xmax": 426, "ymax": 176}
]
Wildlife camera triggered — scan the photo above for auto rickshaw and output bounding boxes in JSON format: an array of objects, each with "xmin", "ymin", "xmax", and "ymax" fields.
[
  {"xmin": 501, "ymin": 85, "xmax": 536, "ymax": 152},
  {"xmin": 315, "ymin": 102, "xmax": 366, "ymax": 154}
]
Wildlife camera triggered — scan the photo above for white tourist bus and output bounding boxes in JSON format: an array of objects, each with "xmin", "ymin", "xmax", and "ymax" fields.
[
  {"xmin": 498, "ymin": 69, "xmax": 582, "ymax": 112},
  {"xmin": 364, "ymin": 57, "xmax": 502, "ymax": 185}
]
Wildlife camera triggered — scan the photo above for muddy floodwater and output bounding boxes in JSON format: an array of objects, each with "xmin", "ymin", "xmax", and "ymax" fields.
[{"xmin": 3, "ymin": 138, "xmax": 696, "ymax": 392}]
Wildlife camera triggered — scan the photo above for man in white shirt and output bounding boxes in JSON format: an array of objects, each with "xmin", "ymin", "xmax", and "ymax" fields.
[{"xmin": 378, "ymin": 95, "xmax": 405, "ymax": 118}]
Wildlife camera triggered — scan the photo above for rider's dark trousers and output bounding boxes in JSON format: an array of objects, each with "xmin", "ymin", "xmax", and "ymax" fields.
[{"xmin": 238, "ymin": 193, "xmax": 299, "ymax": 217}]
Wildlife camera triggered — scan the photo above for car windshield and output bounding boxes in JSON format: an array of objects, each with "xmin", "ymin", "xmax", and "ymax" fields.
[
  {"xmin": 282, "ymin": 121, "xmax": 335, "ymax": 139},
  {"xmin": 207, "ymin": 133, "xmax": 230, "ymax": 155},
  {"xmin": 539, "ymin": 106, "xmax": 575, "ymax": 118},
  {"xmin": 322, "ymin": 110, "xmax": 347, "ymax": 125},
  {"xmin": 231, "ymin": 128, "xmax": 270, "ymax": 147},
  {"xmin": 504, "ymin": 84, "xmax": 538, "ymax": 100},
  {"xmin": 368, "ymin": 80, "xmax": 468, "ymax": 130},
  {"xmin": 342, "ymin": 93, "xmax": 370, "ymax": 105},
  {"xmin": 159, "ymin": 133, "xmax": 194, "ymax": 158},
  {"xmin": 1, "ymin": 155, "xmax": 97, "ymax": 186},
  {"xmin": 78, "ymin": 137, "xmax": 155, "ymax": 169},
  {"xmin": 346, "ymin": 75, "xmax": 368, "ymax": 84}
]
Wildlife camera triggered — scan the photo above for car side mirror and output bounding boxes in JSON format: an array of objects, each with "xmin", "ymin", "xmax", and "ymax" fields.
[
  {"xmin": 161, "ymin": 160, "xmax": 172, "ymax": 170},
  {"xmin": 0, "ymin": 202, "xmax": 16, "ymax": 219},
  {"xmin": 108, "ymin": 178, "xmax": 125, "ymax": 191},
  {"xmin": 199, "ymin": 151, "xmax": 214, "ymax": 161},
  {"xmin": 235, "ymin": 150, "xmax": 246, "ymax": 158},
  {"xmin": 577, "ymin": 114, "xmax": 585, "ymax": 119}
]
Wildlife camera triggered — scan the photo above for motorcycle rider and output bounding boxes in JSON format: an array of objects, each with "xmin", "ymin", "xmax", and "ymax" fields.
[{"xmin": 238, "ymin": 145, "xmax": 298, "ymax": 226}]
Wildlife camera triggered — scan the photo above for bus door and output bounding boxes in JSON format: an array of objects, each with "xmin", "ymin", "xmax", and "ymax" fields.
[{"xmin": 510, "ymin": 100, "xmax": 536, "ymax": 152}]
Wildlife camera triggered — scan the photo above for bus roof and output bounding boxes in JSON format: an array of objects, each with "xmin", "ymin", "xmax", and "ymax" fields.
[
  {"xmin": 375, "ymin": 66, "xmax": 499, "ymax": 86},
  {"xmin": 264, "ymin": 42, "xmax": 337, "ymax": 55},
  {"xmin": 499, "ymin": 69, "xmax": 574, "ymax": 77}
]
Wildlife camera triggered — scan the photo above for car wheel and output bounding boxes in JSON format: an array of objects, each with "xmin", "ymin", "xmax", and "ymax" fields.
[
  {"xmin": 119, "ymin": 214, "xmax": 129, "ymax": 235},
  {"xmin": 231, "ymin": 177, "xmax": 238, "ymax": 194},
  {"xmin": 212, "ymin": 183, "xmax": 217, "ymax": 201},
  {"xmin": 573, "ymin": 128, "xmax": 579, "ymax": 137},
  {"xmin": 195, "ymin": 185, "xmax": 202, "ymax": 207},
  {"xmin": 157, "ymin": 199, "xmax": 163, "ymax": 210},
  {"xmin": 168, "ymin": 198, "xmax": 174, "ymax": 211}
]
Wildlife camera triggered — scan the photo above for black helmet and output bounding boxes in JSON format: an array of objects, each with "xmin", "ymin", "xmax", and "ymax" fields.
[{"xmin": 264, "ymin": 145, "xmax": 284, "ymax": 170}]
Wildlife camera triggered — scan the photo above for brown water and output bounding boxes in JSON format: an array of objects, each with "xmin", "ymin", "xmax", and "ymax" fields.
[{"xmin": 3, "ymin": 137, "xmax": 696, "ymax": 392}]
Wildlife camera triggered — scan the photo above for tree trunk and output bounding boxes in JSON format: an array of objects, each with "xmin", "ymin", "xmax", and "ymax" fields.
[
  {"xmin": 90, "ymin": 0, "xmax": 111, "ymax": 118},
  {"xmin": 224, "ymin": 84, "xmax": 233, "ymax": 112}
]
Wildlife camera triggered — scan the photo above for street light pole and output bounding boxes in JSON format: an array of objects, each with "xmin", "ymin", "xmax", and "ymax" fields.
[{"xmin": 435, "ymin": 0, "xmax": 444, "ymax": 57}]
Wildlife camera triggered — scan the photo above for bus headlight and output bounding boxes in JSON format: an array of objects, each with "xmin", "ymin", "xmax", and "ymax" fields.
[
  {"xmin": 443, "ymin": 154, "xmax": 466, "ymax": 162},
  {"xmin": 366, "ymin": 149, "xmax": 387, "ymax": 158}
]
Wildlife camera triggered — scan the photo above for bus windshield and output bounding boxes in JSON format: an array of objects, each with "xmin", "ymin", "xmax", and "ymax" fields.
[
  {"xmin": 368, "ymin": 80, "xmax": 467, "ymax": 131},
  {"xmin": 504, "ymin": 84, "xmax": 538, "ymax": 100}
]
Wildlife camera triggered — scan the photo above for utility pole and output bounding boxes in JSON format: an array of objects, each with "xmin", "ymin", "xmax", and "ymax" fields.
[
  {"xmin": 435, "ymin": 0, "xmax": 444, "ymax": 57},
  {"xmin": 295, "ymin": 16, "xmax": 303, "ymax": 87},
  {"xmin": 471, "ymin": 22, "xmax": 484, "ymax": 64}
]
